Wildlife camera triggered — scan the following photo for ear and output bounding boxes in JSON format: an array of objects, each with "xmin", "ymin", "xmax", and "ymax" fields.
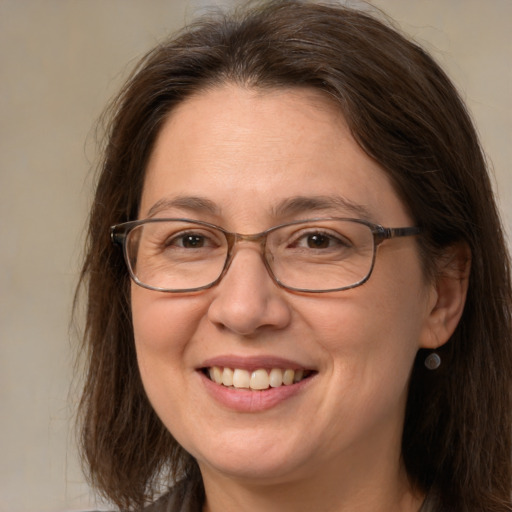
[{"xmin": 420, "ymin": 242, "xmax": 471, "ymax": 349}]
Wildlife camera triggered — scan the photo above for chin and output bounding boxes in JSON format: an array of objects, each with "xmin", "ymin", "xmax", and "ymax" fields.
[
  {"xmin": 198, "ymin": 456, "xmax": 308, "ymax": 485},
  {"xmin": 187, "ymin": 431, "xmax": 313, "ymax": 484}
]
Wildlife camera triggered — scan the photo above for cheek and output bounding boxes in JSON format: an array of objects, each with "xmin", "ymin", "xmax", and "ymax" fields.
[
  {"xmin": 305, "ymin": 253, "xmax": 430, "ymax": 380},
  {"xmin": 130, "ymin": 287, "xmax": 209, "ymax": 402},
  {"xmin": 130, "ymin": 289, "xmax": 212, "ymax": 434},
  {"xmin": 131, "ymin": 287, "xmax": 205, "ymax": 351}
]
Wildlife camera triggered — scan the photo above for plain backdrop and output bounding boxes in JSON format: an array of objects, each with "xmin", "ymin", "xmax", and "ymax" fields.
[{"xmin": 0, "ymin": 1, "xmax": 510, "ymax": 511}]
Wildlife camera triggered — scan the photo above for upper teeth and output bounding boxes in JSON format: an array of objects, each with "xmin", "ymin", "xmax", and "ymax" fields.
[{"xmin": 208, "ymin": 366, "xmax": 306, "ymax": 390}]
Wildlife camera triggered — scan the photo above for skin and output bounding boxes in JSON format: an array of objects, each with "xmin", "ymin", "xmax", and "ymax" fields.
[{"xmin": 132, "ymin": 84, "xmax": 466, "ymax": 512}]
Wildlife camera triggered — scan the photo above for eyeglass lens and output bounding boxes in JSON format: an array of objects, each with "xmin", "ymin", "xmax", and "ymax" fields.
[{"xmin": 124, "ymin": 219, "xmax": 376, "ymax": 292}]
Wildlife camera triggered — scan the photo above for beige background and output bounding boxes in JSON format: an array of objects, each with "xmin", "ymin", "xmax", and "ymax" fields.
[{"xmin": 0, "ymin": 1, "xmax": 510, "ymax": 511}]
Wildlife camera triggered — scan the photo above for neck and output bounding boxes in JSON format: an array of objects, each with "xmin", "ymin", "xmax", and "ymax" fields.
[
  {"xmin": 200, "ymin": 452, "xmax": 424, "ymax": 512},
  {"xmin": 199, "ymin": 394, "xmax": 423, "ymax": 512}
]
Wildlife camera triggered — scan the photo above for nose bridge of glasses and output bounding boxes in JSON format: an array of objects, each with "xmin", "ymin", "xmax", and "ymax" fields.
[
  {"xmin": 224, "ymin": 231, "xmax": 268, "ymax": 250},
  {"xmin": 222, "ymin": 231, "xmax": 271, "ymax": 277}
]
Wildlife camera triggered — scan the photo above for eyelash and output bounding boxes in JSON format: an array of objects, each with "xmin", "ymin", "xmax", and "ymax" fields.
[
  {"xmin": 287, "ymin": 229, "xmax": 351, "ymax": 250},
  {"xmin": 164, "ymin": 230, "xmax": 219, "ymax": 249}
]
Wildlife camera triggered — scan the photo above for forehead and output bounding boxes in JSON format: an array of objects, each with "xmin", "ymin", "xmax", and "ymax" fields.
[{"xmin": 140, "ymin": 84, "xmax": 409, "ymax": 228}]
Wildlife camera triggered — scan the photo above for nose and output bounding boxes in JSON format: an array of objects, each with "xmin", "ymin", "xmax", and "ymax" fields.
[{"xmin": 207, "ymin": 245, "xmax": 292, "ymax": 336}]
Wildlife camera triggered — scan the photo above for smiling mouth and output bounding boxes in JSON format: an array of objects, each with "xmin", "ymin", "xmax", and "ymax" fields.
[{"xmin": 204, "ymin": 366, "xmax": 314, "ymax": 391}]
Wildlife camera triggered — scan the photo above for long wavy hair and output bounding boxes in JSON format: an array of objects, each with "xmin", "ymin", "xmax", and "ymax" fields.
[{"xmin": 76, "ymin": 1, "xmax": 512, "ymax": 510}]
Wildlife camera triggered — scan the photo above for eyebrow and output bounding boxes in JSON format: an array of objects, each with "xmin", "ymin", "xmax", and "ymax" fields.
[
  {"xmin": 271, "ymin": 195, "xmax": 375, "ymax": 220},
  {"xmin": 145, "ymin": 193, "xmax": 374, "ymax": 221},
  {"xmin": 146, "ymin": 195, "xmax": 220, "ymax": 218}
]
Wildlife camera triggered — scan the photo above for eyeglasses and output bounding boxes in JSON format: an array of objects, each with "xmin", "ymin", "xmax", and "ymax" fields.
[{"xmin": 110, "ymin": 218, "xmax": 420, "ymax": 293}]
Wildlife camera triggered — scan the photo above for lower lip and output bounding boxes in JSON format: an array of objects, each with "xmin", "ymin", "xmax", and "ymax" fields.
[{"xmin": 199, "ymin": 371, "xmax": 313, "ymax": 412}]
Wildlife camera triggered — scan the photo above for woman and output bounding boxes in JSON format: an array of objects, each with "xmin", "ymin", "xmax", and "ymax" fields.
[{"xmin": 77, "ymin": 1, "xmax": 512, "ymax": 511}]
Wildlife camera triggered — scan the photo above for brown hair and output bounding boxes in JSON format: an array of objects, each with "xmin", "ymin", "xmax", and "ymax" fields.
[{"xmin": 76, "ymin": 1, "xmax": 512, "ymax": 510}]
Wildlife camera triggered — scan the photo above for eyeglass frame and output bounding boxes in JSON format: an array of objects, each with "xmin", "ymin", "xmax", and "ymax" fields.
[{"xmin": 110, "ymin": 217, "xmax": 421, "ymax": 294}]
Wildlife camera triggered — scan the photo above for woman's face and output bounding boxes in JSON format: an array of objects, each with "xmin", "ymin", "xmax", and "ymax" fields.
[{"xmin": 132, "ymin": 85, "xmax": 439, "ymax": 486}]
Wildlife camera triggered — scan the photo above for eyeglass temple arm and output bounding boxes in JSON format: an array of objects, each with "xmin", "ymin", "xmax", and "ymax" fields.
[
  {"xmin": 110, "ymin": 226, "xmax": 127, "ymax": 246},
  {"xmin": 381, "ymin": 226, "xmax": 421, "ymax": 239}
]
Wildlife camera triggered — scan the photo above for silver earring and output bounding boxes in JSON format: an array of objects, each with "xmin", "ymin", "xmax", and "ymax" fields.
[{"xmin": 424, "ymin": 352, "xmax": 441, "ymax": 370}]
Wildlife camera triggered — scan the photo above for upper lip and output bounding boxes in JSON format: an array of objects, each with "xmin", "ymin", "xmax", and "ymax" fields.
[{"xmin": 200, "ymin": 355, "xmax": 314, "ymax": 372}]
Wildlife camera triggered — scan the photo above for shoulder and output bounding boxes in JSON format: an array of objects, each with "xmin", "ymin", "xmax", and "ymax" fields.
[{"xmin": 143, "ymin": 478, "xmax": 203, "ymax": 512}]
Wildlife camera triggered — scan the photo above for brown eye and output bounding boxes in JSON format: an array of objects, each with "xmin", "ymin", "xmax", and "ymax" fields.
[
  {"xmin": 165, "ymin": 232, "xmax": 211, "ymax": 249},
  {"xmin": 306, "ymin": 234, "xmax": 331, "ymax": 249},
  {"xmin": 180, "ymin": 235, "xmax": 205, "ymax": 248},
  {"xmin": 290, "ymin": 230, "xmax": 350, "ymax": 250}
]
